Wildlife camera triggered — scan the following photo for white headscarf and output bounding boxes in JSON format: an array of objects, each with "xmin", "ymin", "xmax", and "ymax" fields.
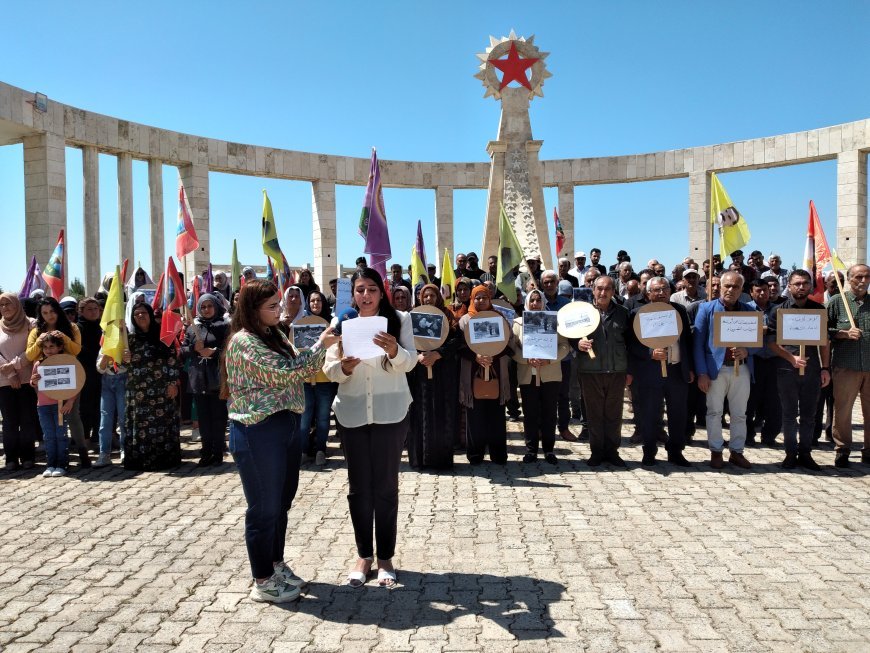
[
  {"xmin": 125, "ymin": 291, "xmax": 146, "ymax": 333},
  {"xmin": 280, "ymin": 286, "xmax": 308, "ymax": 325}
]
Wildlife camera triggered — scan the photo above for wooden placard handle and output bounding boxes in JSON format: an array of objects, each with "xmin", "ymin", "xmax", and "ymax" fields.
[
  {"xmin": 660, "ymin": 359, "xmax": 667, "ymax": 378},
  {"xmin": 57, "ymin": 402, "xmax": 63, "ymax": 426},
  {"xmin": 734, "ymin": 357, "xmax": 739, "ymax": 377},
  {"xmin": 427, "ymin": 366, "xmax": 433, "ymax": 380},
  {"xmin": 799, "ymin": 344, "xmax": 805, "ymax": 376},
  {"xmin": 581, "ymin": 336, "xmax": 596, "ymax": 359},
  {"xmin": 484, "ymin": 366, "xmax": 490, "ymax": 382},
  {"xmin": 534, "ymin": 368, "xmax": 540, "ymax": 386}
]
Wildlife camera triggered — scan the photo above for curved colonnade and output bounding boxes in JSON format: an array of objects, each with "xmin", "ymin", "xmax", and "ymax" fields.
[{"xmin": 0, "ymin": 80, "xmax": 867, "ymax": 292}]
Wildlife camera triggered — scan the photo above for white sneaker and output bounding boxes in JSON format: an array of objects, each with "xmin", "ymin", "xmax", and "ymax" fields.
[
  {"xmin": 249, "ymin": 575, "xmax": 301, "ymax": 603},
  {"xmin": 94, "ymin": 454, "xmax": 112, "ymax": 468},
  {"xmin": 51, "ymin": 468, "xmax": 66, "ymax": 477},
  {"xmin": 314, "ymin": 451, "xmax": 326, "ymax": 466},
  {"xmin": 43, "ymin": 467, "xmax": 55, "ymax": 478},
  {"xmin": 273, "ymin": 562, "xmax": 307, "ymax": 589}
]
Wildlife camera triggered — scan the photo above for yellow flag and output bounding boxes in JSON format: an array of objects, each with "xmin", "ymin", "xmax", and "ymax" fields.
[
  {"xmin": 710, "ymin": 173, "xmax": 751, "ymax": 258},
  {"xmin": 831, "ymin": 250, "xmax": 847, "ymax": 271},
  {"xmin": 410, "ymin": 246, "xmax": 428, "ymax": 290},
  {"xmin": 497, "ymin": 203, "xmax": 524, "ymax": 304},
  {"xmin": 440, "ymin": 249, "xmax": 456, "ymax": 301},
  {"xmin": 99, "ymin": 265, "xmax": 126, "ymax": 364},
  {"xmin": 261, "ymin": 190, "xmax": 283, "ymax": 263}
]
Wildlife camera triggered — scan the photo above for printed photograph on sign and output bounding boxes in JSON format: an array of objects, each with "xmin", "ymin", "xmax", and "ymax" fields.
[
  {"xmin": 411, "ymin": 312, "xmax": 444, "ymax": 340},
  {"xmin": 292, "ymin": 324, "xmax": 326, "ymax": 350},
  {"xmin": 638, "ymin": 310, "xmax": 679, "ymax": 340},
  {"xmin": 491, "ymin": 303, "xmax": 517, "ymax": 321},
  {"xmin": 37, "ymin": 364, "xmax": 77, "ymax": 392},
  {"xmin": 523, "ymin": 311, "xmax": 558, "ymax": 335},
  {"xmin": 522, "ymin": 311, "xmax": 559, "ymax": 359},
  {"xmin": 470, "ymin": 317, "xmax": 504, "ymax": 344}
]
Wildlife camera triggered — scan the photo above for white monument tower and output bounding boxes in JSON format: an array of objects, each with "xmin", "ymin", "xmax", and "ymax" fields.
[{"xmin": 476, "ymin": 31, "xmax": 554, "ymax": 269}]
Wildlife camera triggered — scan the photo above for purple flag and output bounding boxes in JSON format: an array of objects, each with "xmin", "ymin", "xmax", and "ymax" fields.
[
  {"xmin": 203, "ymin": 263, "xmax": 214, "ymax": 294},
  {"xmin": 415, "ymin": 220, "xmax": 427, "ymax": 271},
  {"xmin": 19, "ymin": 255, "xmax": 46, "ymax": 298},
  {"xmin": 358, "ymin": 149, "xmax": 392, "ymax": 279}
]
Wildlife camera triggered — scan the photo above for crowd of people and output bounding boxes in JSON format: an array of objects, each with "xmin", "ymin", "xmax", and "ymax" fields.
[{"xmin": 1, "ymin": 248, "xmax": 868, "ymax": 602}]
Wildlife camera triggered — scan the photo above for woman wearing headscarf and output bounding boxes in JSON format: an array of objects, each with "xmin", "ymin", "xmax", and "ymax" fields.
[
  {"xmin": 279, "ymin": 286, "xmax": 307, "ymax": 329},
  {"xmin": 295, "ymin": 269, "xmax": 319, "ymax": 300},
  {"xmin": 0, "ymin": 293, "xmax": 38, "ymax": 469},
  {"xmin": 451, "ymin": 278, "xmax": 472, "ymax": 318},
  {"xmin": 512, "ymin": 289, "xmax": 570, "ymax": 464},
  {"xmin": 212, "ymin": 271, "xmax": 232, "ymax": 304},
  {"xmin": 76, "ymin": 298, "xmax": 104, "ymax": 447},
  {"xmin": 457, "ymin": 286, "xmax": 513, "ymax": 465},
  {"xmin": 127, "ymin": 266, "xmax": 153, "ymax": 293},
  {"xmin": 26, "ymin": 297, "xmax": 90, "ymax": 468},
  {"xmin": 122, "ymin": 302, "xmax": 181, "ymax": 471},
  {"xmin": 181, "ymin": 293, "xmax": 231, "ymax": 467},
  {"xmin": 407, "ymin": 284, "xmax": 459, "ymax": 470},
  {"xmin": 324, "ymin": 268, "xmax": 416, "ymax": 588},
  {"xmin": 390, "ymin": 286, "xmax": 412, "ymax": 313},
  {"xmin": 297, "ymin": 291, "xmax": 337, "ymax": 466},
  {"xmin": 124, "ymin": 291, "xmax": 147, "ymax": 333}
]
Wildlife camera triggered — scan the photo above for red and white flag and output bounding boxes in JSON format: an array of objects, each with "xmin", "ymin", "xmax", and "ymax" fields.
[{"xmin": 803, "ymin": 200, "xmax": 832, "ymax": 303}]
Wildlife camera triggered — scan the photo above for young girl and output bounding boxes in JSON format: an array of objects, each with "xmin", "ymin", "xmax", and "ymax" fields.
[{"xmin": 31, "ymin": 331, "xmax": 79, "ymax": 477}]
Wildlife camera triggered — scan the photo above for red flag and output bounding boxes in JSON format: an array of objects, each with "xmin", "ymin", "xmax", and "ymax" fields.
[
  {"xmin": 151, "ymin": 273, "xmax": 165, "ymax": 310},
  {"xmin": 553, "ymin": 208, "xmax": 565, "ymax": 257},
  {"xmin": 175, "ymin": 175, "xmax": 200, "ymax": 260},
  {"xmin": 120, "ymin": 259, "xmax": 129, "ymax": 287},
  {"xmin": 192, "ymin": 276, "xmax": 201, "ymax": 312},
  {"xmin": 160, "ymin": 258, "xmax": 185, "ymax": 347},
  {"xmin": 803, "ymin": 200, "xmax": 832, "ymax": 303},
  {"xmin": 42, "ymin": 229, "xmax": 64, "ymax": 298}
]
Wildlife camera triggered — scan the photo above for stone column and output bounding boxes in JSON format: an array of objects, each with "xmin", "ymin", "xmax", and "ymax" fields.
[
  {"xmin": 434, "ymin": 186, "xmax": 453, "ymax": 271},
  {"xmin": 178, "ymin": 164, "xmax": 210, "ymax": 283},
  {"xmin": 117, "ymin": 152, "xmax": 134, "ymax": 268},
  {"xmin": 481, "ymin": 141, "xmax": 507, "ymax": 259},
  {"xmin": 311, "ymin": 180, "xmax": 337, "ymax": 290},
  {"xmin": 148, "ymin": 160, "xmax": 164, "ymax": 279},
  {"xmin": 836, "ymin": 150, "xmax": 868, "ymax": 266},
  {"xmin": 557, "ymin": 184, "xmax": 574, "ymax": 260},
  {"xmin": 82, "ymin": 146, "xmax": 100, "ymax": 294},
  {"xmin": 688, "ymin": 171, "xmax": 710, "ymax": 261},
  {"xmin": 23, "ymin": 132, "xmax": 67, "ymax": 293}
]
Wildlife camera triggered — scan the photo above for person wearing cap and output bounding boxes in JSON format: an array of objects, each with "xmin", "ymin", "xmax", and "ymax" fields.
[
  {"xmin": 729, "ymin": 250, "xmax": 756, "ymax": 287},
  {"xmin": 609, "ymin": 250, "xmax": 630, "ymax": 274},
  {"xmin": 671, "ymin": 268, "xmax": 706, "ymax": 308},
  {"xmin": 558, "ymin": 258, "xmax": 579, "ymax": 288},
  {"xmin": 568, "ymin": 252, "xmax": 586, "ymax": 280},
  {"xmin": 464, "ymin": 252, "xmax": 484, "ymax": 281},
  {"xmin": 426, "ymin": 264, "xmax": 440, "ymax": 291},
  {"xmin": 515, "ymin": 254, "xmax": 543, "ymax": 302}
]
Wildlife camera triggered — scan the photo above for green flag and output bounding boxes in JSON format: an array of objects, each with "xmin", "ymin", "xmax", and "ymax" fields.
[
  {"xmin": 231, "ymin": 239, "xmax": 241, "ymax": 294},
  {"xmin": 496, "ymin": 203, "xmax": 524, "ymax": 304},
  {"xmin": 262, "ymin": 190, "xmax": 283, "ymax": 263}
]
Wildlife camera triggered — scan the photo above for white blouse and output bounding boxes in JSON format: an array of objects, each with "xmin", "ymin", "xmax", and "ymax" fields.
[{"xmin": 324, "ymin": 311, "xmax": 417, "ymax": 428}]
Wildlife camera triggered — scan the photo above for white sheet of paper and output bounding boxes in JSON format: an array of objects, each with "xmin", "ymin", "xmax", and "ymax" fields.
[
  {"xmin": 781, "ymin": 313, "xmax": 823, "ymax": 341},
  {"xmin": 341, "ymin": 316, "xmax": 388, "ymax": 360},
  {"xmin": 719, "ymin": 315, "xmax": 760, "ymax": 343},
  {"xmin": 638, "ymin": 310, "xmax": 679, "ymax": 339},
  {"xmin": 335, "ymin": 278, "xmax": 352, "ymax": 316},
  {"xmin": 37, "ymin": 364, "xmax": 77, "ymax": 392}
]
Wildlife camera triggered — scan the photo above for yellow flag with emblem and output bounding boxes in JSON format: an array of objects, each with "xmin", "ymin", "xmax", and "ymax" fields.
[
  {"xmin": 710, "ymin": 173, "xmax": 751, "ymax": 259},
  {"xmin": 99, "ymin": 265, "xmax": 126, "ymax": 364},
  {"xmin": 440, "ymin": 249, "xmax": 456, "ymax": 301}
]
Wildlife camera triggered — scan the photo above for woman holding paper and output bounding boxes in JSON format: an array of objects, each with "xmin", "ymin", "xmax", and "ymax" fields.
[
  {"xmin": 324, "ymin": 268, "xmax": 416, "ymax": 588},
  {"xmin": 511, "ymin": 289, "xmax": 570, "ymax": 464},
  {"xmin": 407, "ymin": 283, "xmax": 459, "ymax": 470},
  {"xmin": 457, "ymin": 285, "xmax": 512, "ymax": 466}
]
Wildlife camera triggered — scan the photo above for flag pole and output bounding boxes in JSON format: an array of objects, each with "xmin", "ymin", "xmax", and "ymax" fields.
[
  {"xmin": 831, "ymin": 255, "xmax": 856, "ymax": 329},
  {"xmin": 707, "ymin": 209, "xmax": 715, "ymax": 298}
]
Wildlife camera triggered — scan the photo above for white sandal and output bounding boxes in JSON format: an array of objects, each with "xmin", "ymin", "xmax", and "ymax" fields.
[
  {"xmin": 346, "ymin": 558, "xmax": 373, "ymax": 588},
  {"xmin": 377, "ymin": 567, "xmax": 397, "ymax": 588}
]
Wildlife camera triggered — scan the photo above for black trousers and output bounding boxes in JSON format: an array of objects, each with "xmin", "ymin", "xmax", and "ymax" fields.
[
  {"xmin": 778, "ymin": 367, "xmax": 821, "ymax": 454},
  {"xmin": 80, "ymin": 372, "xmax": 102, "ymax": 441},
  {"xmin": 506, "ymin": 359, "xmax": 521, "ymax": 418},
  {"xmin": 580, "ymin": 373, "xmax": 626, "ymax": 456},
  {"xmin": 636, "ymin": 365, "xmax": 688, "ymax": 456},
  {"xmin": 814, "ymin": 380, "xmax": 834, "ymax": 439},
  {"xmin": 466, "ymin": 398, "xmax": 507, "ymax": 464},
  {"xmin": 193, "ymin": 393, "xmax": 228, "ymax": 460},
  {"xmin": 0, "ymin": 385, "xmax": 37, "ymax": 465},
  {"xmin": 340, "ymin": 414, "xmax": 408, "ymax": 560},
  {"xmin": 557, "ymin": 361, "xmax": 571, "ymax": 431},
  {"xmin": 747, "ymin": 356, "xmax": 782, "ymax": 440},
  {"xmin": 520, "ymin": 381, "xmax": 559, "ymax": 454}
]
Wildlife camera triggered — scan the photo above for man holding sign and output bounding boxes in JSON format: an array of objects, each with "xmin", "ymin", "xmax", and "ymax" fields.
[
  {"xmin": 827, "ymin": 263, "xmax": 870, "ymax": 468},
  {"xmin": 768, "ymin": 270, "xmax": 829, "ymax": 471},
  {"xmin": 694, "ymin": 272, "xmax": 761, "ymax": 469}
]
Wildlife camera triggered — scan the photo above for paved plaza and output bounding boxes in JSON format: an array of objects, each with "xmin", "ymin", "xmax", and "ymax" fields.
[{"xmin": 1, "ymin": 408, "xmax": 869, "ymax": 653}]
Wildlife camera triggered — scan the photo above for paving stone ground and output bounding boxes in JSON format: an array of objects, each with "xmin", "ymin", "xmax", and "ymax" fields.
[{"xmin": 1, "ymin": 400, "xmax": 869, "ymax": 652}]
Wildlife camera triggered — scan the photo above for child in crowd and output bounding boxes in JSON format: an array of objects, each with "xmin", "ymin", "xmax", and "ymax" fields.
[{"xmin": 30, "ymin": 331, "xmax": 79, "ymax": 477}]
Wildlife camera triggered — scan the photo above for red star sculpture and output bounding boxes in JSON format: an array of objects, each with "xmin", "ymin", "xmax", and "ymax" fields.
[{"xmin": 489, "ymin": 41, "xmax": 538, "ymax": 91}]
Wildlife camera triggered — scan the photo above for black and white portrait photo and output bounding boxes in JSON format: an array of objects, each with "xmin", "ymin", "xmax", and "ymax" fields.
[
  {"xmin": 293, "ymin": 324, "xmax": 326, "ymax": 351},
  {"xmin": 469, "ymin": 317, "xmax": 504, "ymax": 344},
  {"xmin": 411, "ymin": 312, "xmax": 444, "ymax": 340}
]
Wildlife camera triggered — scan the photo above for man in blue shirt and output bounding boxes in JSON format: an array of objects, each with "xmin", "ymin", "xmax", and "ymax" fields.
[{"xmin": 694, "ymin": 271, "xmax": 760, "ymax": 469}]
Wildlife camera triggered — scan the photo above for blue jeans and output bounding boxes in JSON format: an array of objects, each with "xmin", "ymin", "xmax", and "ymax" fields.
[
  {"xmin": 230, "ymin": 410, "xmax": 301, "ymax": 579},
  {"xmin": 299, "ymin": 382, "xmax": 337, "ymax": 455},
  {"xmin": 37, "ymin": 404, "xmax": 69, "ymax": 469},
  {"xmin": 99, "ymin": 373, "xmax": 127, "ymax": 457}
]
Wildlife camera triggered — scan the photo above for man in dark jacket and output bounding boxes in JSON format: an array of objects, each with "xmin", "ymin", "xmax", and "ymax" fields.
[
  {"xmin": 576, "ymin": 276, "xmax": 631, "ymax": 467},
  {"xmin": 628, "ymin": 278, "xmax": 693, "ymax": 467}
]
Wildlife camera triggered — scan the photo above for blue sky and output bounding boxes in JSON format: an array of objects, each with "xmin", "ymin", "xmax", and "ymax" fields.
[{"xmin": 1, "ymin": 1, "xmax": 868, "ymax": 291}]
